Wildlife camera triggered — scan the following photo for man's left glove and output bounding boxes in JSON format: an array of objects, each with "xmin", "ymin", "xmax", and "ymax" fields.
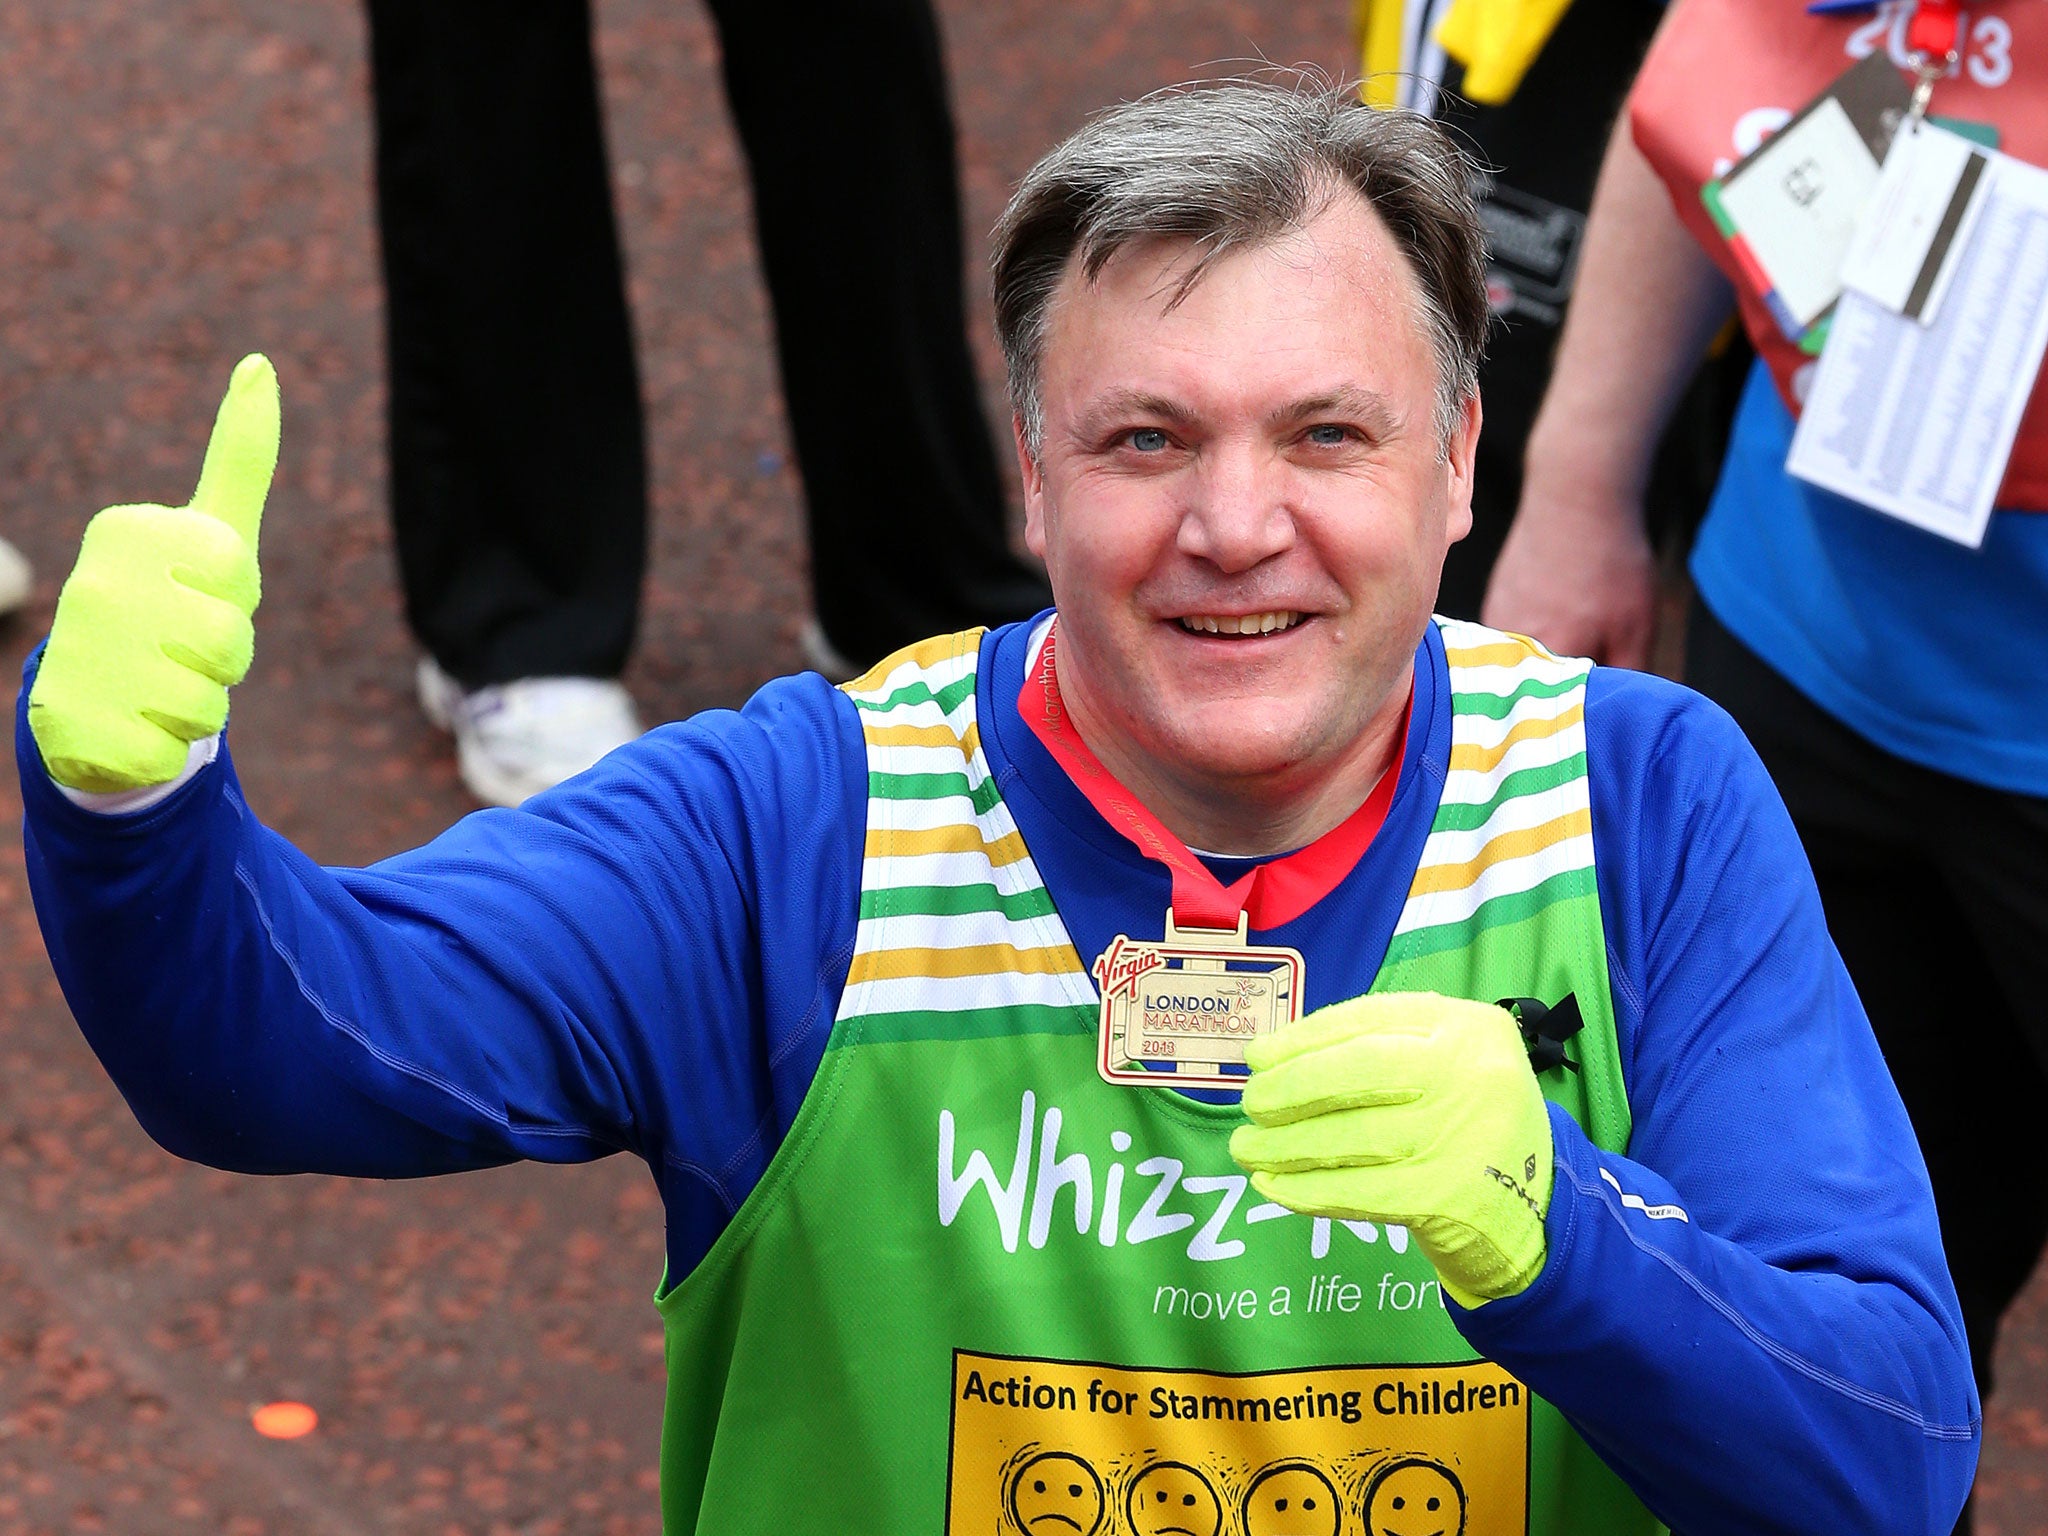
[{"xmin": 1230, "ymin": 991, "xmax": 1553, "ymax": 1308}]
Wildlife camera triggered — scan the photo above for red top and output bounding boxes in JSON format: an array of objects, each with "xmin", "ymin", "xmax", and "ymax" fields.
[{"xmin": 1628, "ymin": 0, "xmax": 2048, "ymax": 508}]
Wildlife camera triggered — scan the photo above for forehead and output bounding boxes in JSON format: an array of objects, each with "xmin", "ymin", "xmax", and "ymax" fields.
[{"xmin": 1039, "ymin": 188, "xmax": 1434, "ymax": 400}]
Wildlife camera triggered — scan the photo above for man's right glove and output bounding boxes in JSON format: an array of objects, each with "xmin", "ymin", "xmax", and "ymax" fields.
[{"xmin": 28, "ymin": 354, "xmax": 278, "ymax": 793}]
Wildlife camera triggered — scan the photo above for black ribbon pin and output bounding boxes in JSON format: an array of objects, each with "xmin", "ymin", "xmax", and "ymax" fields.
[{"xmin": 1497, "ymin": 993, "xmax": 1584, "ymax": 1075}]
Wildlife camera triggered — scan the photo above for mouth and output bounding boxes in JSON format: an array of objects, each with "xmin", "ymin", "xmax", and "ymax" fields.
[
  {"xmin": 1174, "ymin": 611, "xmax": 1306, "ymax": 637},
  {"xmin": 1027, "ymin": 1518, "xmax": 1085, "ymax": 1532}
]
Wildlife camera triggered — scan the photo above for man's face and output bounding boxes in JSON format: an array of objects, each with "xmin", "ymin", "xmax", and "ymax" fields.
[{"xmin": 1019, "ymin": 188, "xmax": 1477, "ymax": 818}]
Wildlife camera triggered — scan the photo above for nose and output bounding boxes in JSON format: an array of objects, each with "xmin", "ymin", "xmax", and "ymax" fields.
[{"xmin": 1175, "ymin": 441, "xmax": 1296, "ymax": 574}]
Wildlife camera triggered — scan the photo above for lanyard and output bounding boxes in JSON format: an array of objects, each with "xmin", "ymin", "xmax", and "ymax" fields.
[
  {"xmin": 1904, "ymin": 0, "xmax": 1981, "ymax": 121},
  {"xmin": 1908, "ymin": 0, "xmax": 1962, "ymax": 61},
  {"xmin": 1018, "ymin": 620, "xmax": 1408, "ymax": 933}
]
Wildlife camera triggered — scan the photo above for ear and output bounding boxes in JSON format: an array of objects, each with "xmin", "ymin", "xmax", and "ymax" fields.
[
  {"xmin": 1443, "ymin": 391, "xmax": 1481, "ymax": 546},
  {"xmin": 1016, "ymin": 412, "xmax": 1051, "ymax": 558}
]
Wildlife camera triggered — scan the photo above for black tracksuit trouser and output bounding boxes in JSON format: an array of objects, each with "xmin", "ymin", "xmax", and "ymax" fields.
[{"xmin": 365, "ymin": 0, "xmax": 1049, "ymax": 686}]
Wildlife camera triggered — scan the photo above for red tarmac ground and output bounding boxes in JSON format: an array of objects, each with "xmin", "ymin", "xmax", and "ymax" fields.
[{"xmin": 0, "ymin": 3, "xmax": 2042, "ymax": 1532}]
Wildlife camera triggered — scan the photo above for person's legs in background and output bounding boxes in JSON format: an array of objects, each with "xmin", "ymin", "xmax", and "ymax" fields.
[
  {"xmin": 706, "ymin": 0, "xmax": 1051, "ymax": 673},
  {"xmin": 366, "ymin": 0, "xmax": 646, "ymax": 806},
  {"xmin": 365, "ymin": 0, "xmax": 1050, "ymax": 804},
  {"xmin": 1688, "ymin": 601, "xmax": 2048, "ymax": 1536}
]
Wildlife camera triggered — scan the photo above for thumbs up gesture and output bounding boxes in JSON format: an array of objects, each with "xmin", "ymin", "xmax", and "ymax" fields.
[{"xmin": 29, "ymin": 355, "xmax": 279, "ymax": 793}]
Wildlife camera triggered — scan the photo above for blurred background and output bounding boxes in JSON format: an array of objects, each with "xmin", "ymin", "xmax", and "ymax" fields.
[{"xmin": 0, "ymin": 2, "xmax": 2042, "ymax": 1532}]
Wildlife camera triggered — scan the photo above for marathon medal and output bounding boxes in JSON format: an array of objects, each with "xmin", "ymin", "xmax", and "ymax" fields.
[{"xmin": 1094, "ymin": 910, "xmax": 1304, "ymax": 1089}]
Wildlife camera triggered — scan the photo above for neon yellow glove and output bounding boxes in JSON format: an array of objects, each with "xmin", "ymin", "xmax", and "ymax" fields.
[
  {"xmin": 28, "ymin": 355, "xmax": 278, "ymax": 794},
  {"xmin": 1229, "ymin": 992, "xmax": 1553, "ymax": 1308}
]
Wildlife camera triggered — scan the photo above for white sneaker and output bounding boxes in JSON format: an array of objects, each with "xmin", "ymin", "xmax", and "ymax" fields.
[
  {"xmin": 799, "ymin": 618, "xmax": 861, "ymax": 683},
  {"xmin": 416, "ymin": 658, "xmax": 644, "ymax": 808},
  {"xmin": 0, "ymin": 535, "xmax": 32, "ymax": 616}
]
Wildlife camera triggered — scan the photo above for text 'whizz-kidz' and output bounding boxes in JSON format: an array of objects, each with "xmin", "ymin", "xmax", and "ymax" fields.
[{"xmin": 936, "ymin": 1090, "xmax": 1410, "ymax": 1263}]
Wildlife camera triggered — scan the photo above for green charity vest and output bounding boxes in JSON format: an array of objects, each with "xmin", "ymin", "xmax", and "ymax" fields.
[{"xmin": 656, "ymin": 619, "xmax": 1665, "ymax": 1536}]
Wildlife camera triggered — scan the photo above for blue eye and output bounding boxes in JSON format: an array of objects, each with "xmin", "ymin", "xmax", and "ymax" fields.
[
  {"xmin": 1306, "ymin": 424, "xmax": 1350, "ymax": 446},
  {"xmin": 1129, "ymin": 428, "xmax": 1170, "ymax": 452}
]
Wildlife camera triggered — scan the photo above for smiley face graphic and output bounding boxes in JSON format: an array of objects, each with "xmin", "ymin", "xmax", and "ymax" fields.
[
  {"xmin": 1007, "ymin": 1451, "xmax": 1105, "ymax": 1536},
  {"xmin": 1241, "ymin": 1461, "xmax": 1341, "ymax": 1536},
  {"xmin": 1363, "ymin": 1457, "xmax": 1468, "ymax": 1536},
  {"xmin": 1125, "ymin": 1459, "xmax": 1222, "ymax": 1536}
]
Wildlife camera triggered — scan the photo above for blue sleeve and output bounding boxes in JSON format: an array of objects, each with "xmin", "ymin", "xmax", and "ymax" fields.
[
  {"xmin": 16, "ymin": 652, "xmax": 867, "ymax": 1282},
  {"xmin": 1452, "ymin": 667, "xmax": 1979, "ymax": 1535}
]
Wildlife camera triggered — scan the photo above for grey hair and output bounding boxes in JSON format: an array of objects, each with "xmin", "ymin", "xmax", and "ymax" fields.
[{"xmin": 992, "ymin": 77, "xmax": 1488, "ymax": 455}]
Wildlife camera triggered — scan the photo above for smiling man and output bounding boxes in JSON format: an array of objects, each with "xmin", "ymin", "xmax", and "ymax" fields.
[
  {"xmin": 1014, "ymin": 174, "xmax": 1464, "ymax": 857},
  {"xmin": 19, "ymin": 81, "xmax": 1974, "ymax": 1534}
]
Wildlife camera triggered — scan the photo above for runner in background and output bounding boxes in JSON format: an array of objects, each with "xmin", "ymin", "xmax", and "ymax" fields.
[{"xmin": 1484, "ymin": 6, "xmax": 2048, "ymax": 1527}]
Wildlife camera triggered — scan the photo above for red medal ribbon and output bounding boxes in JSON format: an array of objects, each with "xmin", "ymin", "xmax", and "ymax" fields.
[
  {"xmin": 1909, "ymin": 0, "xmax": 1962, "ymax": 61},
  {"xmin": 1019, "ymin": 619, "xmax": 1409, "ymax": 932}
]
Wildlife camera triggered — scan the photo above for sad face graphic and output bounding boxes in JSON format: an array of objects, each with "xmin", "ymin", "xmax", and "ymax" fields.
[
  {"xmin": 1125, "ymin": 1460, "xmax": 1222, "ymax": 1536},
  {"xmin": 1008, "ymin": 1451, "xmax": 1105, "ymax": 1536},
  {"xmin": 1241, "ymin": 1461, "xmax": 1341, "ymax": 1536},
  {"xmin": 1363, "ymin": 1457, "xmax": 1468, "ymax": 1536}
]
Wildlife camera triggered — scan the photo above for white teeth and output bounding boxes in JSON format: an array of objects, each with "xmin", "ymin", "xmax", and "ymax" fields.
[{"xmin": 1178, "ymin": 612, "xmax": 1302, "ymax": 636}]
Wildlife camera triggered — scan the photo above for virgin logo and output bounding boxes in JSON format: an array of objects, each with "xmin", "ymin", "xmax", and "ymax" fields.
[{"xmin": 1093, "ymin": 936, "xmax": 1163, "ymax": 1003}]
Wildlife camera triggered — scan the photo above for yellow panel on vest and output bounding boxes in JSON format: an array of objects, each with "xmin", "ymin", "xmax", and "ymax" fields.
[{"xmin": 947, "ymin": 1347, "xmax": 1530, "ymax": 1534}]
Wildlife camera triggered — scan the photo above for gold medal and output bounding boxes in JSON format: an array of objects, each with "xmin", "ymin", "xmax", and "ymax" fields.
[
  {"xmin": 1023, "ymin": 618, "xmax": 1385, "ymax": 1093},
  {"xmin": 1095, "ymin": 909, "xmax": 1305, "ymax": 1089}
]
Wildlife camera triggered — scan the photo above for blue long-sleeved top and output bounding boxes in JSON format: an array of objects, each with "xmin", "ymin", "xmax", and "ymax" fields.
[{"xmin": 17, "ymin": 617, "xmax": 1978, "ymax": 1534}]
